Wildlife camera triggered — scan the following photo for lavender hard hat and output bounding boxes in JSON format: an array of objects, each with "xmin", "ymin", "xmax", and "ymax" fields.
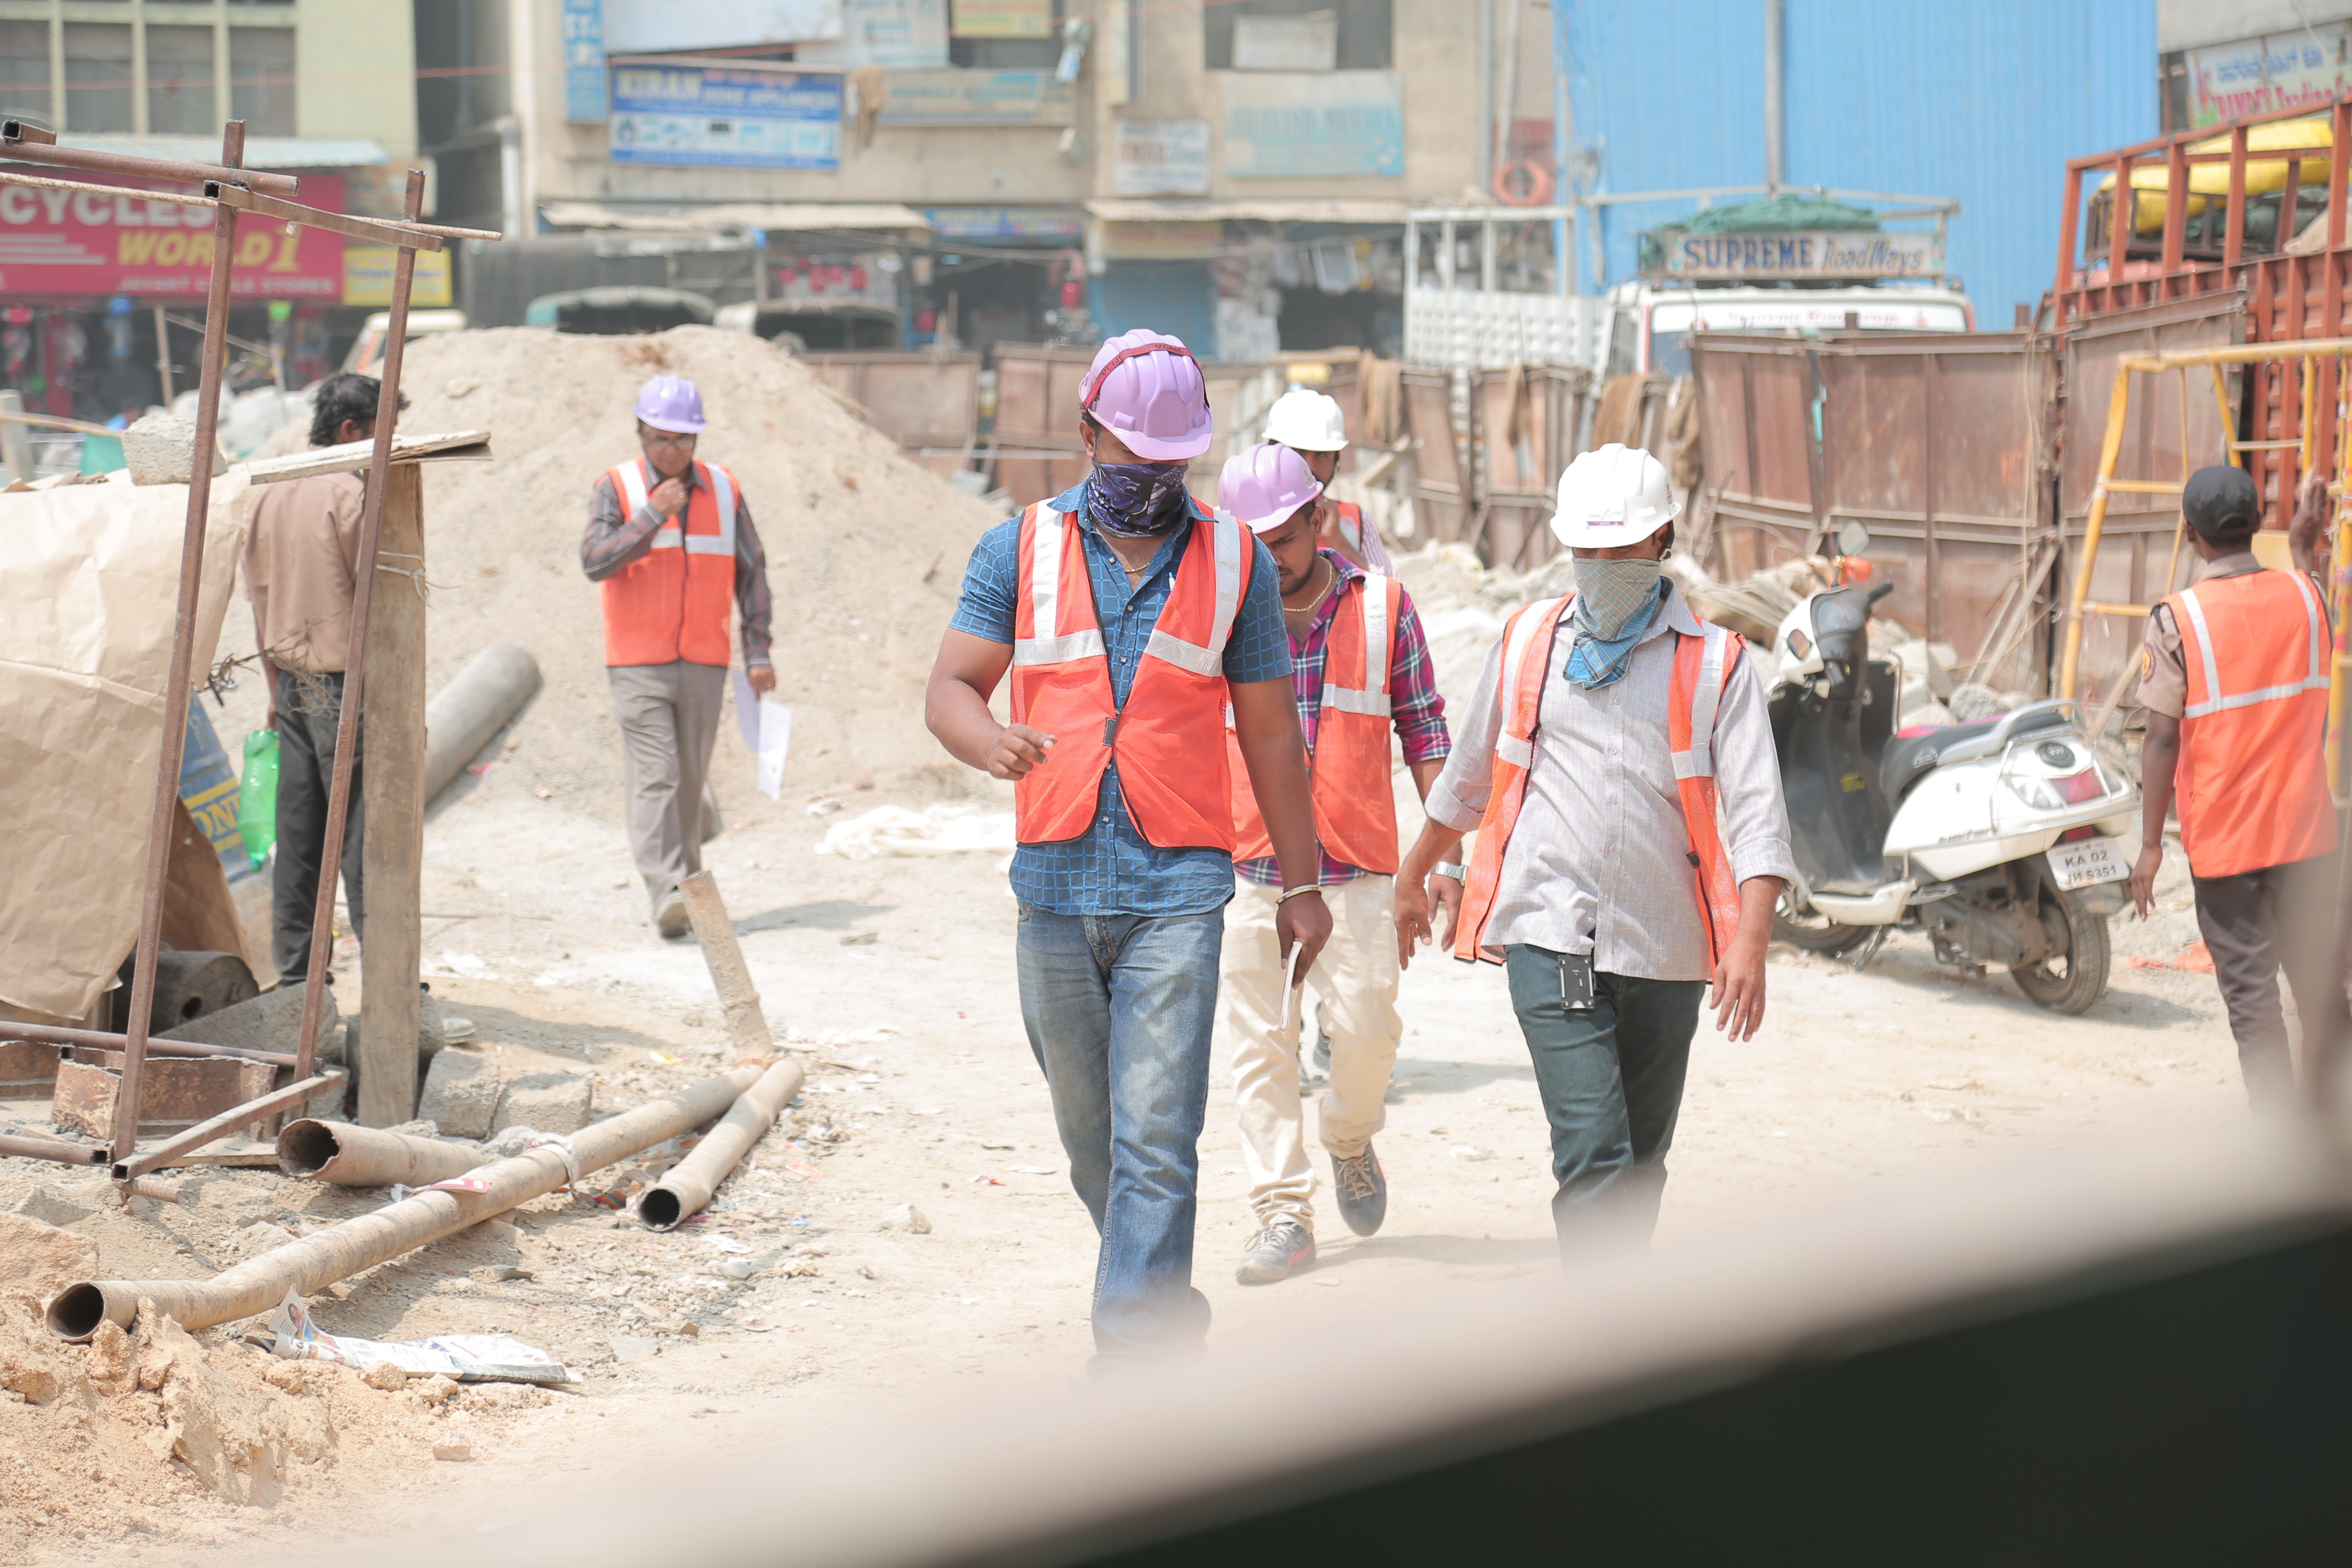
[
  {"xmin": 1218, "ymin": 443, "xmax": 1323, "ymax": 533},
  {"xmin": 1079, "ymin": 329, "xmax": 1212, "ymax": 462},
  {"xmin": 634, "ymin": 374, "xmax": 706, "ymax": 434}
]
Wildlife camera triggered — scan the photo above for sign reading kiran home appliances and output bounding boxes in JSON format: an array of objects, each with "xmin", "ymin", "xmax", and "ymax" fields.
[
  {"xmin": 610, "ymin": 64, "xmax": 842, "ymax": 169},
  {"xmin": 1661, "ymin": 230, "xmax": 1943, "ymax": 281},
  {"xmin": 0, "ymin": 174, "xmax": 345, "ymax": 298}
]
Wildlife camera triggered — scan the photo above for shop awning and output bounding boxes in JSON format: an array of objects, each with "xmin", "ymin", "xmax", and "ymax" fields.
[
  {"xmin": 53, "ymin": 134, "xmax": 391, "ymax": 169},
  {"xmin": 541, "ymin": 201, "xmax": 933, "ymax": 234},
  {"xmin": 1085, "ymin": 198, "xmax": 1409, "ymax": 225}
]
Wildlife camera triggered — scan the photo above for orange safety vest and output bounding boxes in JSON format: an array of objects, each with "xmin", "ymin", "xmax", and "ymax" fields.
[
  {"xmin": 1454, "ymin": 596, "xmax": 1746, "ymax": 969},
  {"xmin": 1009, "ymin": 496, "xmax": 1254, "ymax": 851},
  {"xmin": 1227, "ymin": 570, "xmax": 1401, "ymax": 874},
  {"xmin": 2161, "ymin": 567, "xmax": 2338, "ymax": 878},
  {"xmin": 600, "ymin": 458, "xmax": 738, "ymax": 668}
]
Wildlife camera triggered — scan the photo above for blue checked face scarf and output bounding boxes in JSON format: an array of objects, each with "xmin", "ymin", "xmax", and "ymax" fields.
[
  {"xmin": 1563, "ymin": 556, "xmax": 1667, "ymax": 688},
  {"xmin": 1085, "ymin": 461, "xmax": 1191, "ymax": 537}
]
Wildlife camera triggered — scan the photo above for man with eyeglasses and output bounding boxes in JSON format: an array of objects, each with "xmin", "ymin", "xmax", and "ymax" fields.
[{"xmin": 581, "ymin": 375, "xmax": 775, "ymax": 939}]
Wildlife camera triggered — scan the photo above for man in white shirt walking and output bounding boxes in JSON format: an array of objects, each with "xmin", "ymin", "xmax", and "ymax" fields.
[{"xmin": 1395, "ymin": 446, "xmax": 1795, "ymax": 1254}]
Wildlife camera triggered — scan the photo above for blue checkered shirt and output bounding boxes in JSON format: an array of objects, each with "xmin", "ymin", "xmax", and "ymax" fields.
[{"xmin": 949, "ymin": 481, "xmax": 1292, "ymax": 915}]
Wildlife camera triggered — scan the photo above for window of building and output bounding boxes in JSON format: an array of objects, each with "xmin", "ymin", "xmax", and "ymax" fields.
[
  {"xmin": 231, "ymin": 27, "xmax": 296, "ymax": 136},
  {"xmin": 0, "ymin": 22, "xmax": 51, "ymax": 128},
  {"xmin": 147, "ymin": 25, "xmax": 217, "ymax": 135},
  {"xmin": 949, "ymin": 0, "xmax": 1063, "ymax": 69},
  {"xmin": 1205, "ymin": 0, "xmax": 1392, "ymax": 71},
  {"xmin": 64, "ymin": 24, "xmax": 136, "ymax": 134}
]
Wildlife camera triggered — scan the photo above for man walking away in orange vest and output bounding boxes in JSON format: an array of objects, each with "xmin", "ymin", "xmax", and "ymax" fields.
[
  {"xmin": 1265, "ymin": 385, "xmax": 1394, "ymax": 575},
  {"xmin": 925, "ymin": 331, "xmax": 1331, "ymax": 1373},
  {"xmin": 1215, "ymin": 443, "xmax": 1451, "ymax": 1285},
  {"xmin": 581, "ymin": 375, "xmax": 775, "ymax": 940},
  {"xmin": 1394, "ymin": 445, "xmax": 1794, "ymax": 1258},
  {"xmin": 2130, "ymin": 466, "xmax": 2345, "ymax": 1109}
]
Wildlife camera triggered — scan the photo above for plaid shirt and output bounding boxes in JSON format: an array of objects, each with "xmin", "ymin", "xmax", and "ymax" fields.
[
  {"xmin": 948, "ymin": 482, "xmax": 1291, "ymax": 916},
  {"xmin": 1237, "ymin": 549, "xmax": 1450, "ymax": 886}
]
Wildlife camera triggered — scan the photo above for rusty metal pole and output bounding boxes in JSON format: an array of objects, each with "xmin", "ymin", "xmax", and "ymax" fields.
[
  {"xmin": 292, "ymin": 167, "xmax": 426, "ymax": 1086},
  {"xmin": 111, "ymin": 121, "xmax": 246, "ymax": 1167}
]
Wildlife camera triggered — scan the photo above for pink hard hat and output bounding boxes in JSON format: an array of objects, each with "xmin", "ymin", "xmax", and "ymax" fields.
[
  {"xmin": 634, "ymin": 374, "xmax": 706, "ymax": 434},
  {"xmin": 1079, "ymin": 330, "xmax": 1212, "ymax": 461},
  {"xmin": 1218, "ymin": 442, "xmax": 1322, "ymax": 533}
]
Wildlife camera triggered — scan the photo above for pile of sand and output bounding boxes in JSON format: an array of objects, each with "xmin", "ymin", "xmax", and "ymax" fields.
[{"xmin": 209, "ymin": 326, "xmax": 1002, "ymax": 832}]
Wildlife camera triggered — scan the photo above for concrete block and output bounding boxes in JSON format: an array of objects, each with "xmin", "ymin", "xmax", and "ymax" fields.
[
  {"xmin": 160, "ymin": 984, "xmax": 337, "ymax": 1058},
  {"xmin": 416, "ymin": 1050, "xmax": 502, "ymax": 1139},
  {"xmin": 123, "ymin": 410, "xmax": 200, "ymax": 486},
  {"xmin": 493, "ymin": 1071, "xmax": 594, "ymax": 1136},
  {"xmin": 12, "ymin": 1184, "xmax": 96, "ymax": 1228}
]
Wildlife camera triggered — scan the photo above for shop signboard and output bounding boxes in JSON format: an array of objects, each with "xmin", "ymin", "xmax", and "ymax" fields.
[
  {"xmin": 610, "ymin": 63, "xmax": 842, "ymax": 169},
  {"xmin": 952, "ymin": 0, "xmax": 1051, "ymax": 37},
  {"xmin": 343, "ymin": 245, "xmax": 454, "ymax": 308},
  {"xmin": 923, "ymin": 206, "xmax": 1085, "ymax": 241},
  {"xmin": 1659, "ymin": 230, "xmax": 1943, "ymax": 281},
  {"xmin": 799, "ymin": 0, "xmax": 948, "ymax": 68},
  {"xmin": 1113, "ymin": 120, "xmax": 1212, "ymax": 196},
  {"xmin": 2185, "ymin": 24, "xmax": 2352, "ymax": 129},
  {"xmin": 1102, "ymin": 220, "xmax": 1222, "ymax": 258},
  {"xmin": 874, "ymin": 69, "xmax": 1071, "ymax": 125},
  {"xmin": 0, "ymin": 173, "xmax": 345, "ymax": 298},
  {"xmin": 601, "ymin": 0, "xmax": 842, "ymax": 53},
  {"xmin": 563, "ymin": 0, "xmax": 608, "ymax": 121},
  {"xmin": 1222, "ymin": 72, "xmax": 1402, "ymax": 179}
]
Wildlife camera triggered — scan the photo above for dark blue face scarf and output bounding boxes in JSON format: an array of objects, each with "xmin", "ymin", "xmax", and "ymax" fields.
[{"xmin": 1086, "ymin": 461, "xmax": 1191, "ymax": 538}]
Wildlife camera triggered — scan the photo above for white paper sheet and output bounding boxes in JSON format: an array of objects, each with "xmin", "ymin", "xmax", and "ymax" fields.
[{"xmin": 730, "ymin": 670, "xmax": 793, "ymax": 800}]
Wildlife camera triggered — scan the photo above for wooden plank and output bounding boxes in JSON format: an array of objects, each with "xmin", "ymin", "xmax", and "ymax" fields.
[
  {"xmin": 359, "ymin": 464, "xmax": 425, "ymax": 1127},
  {"xmin": 242, "ymin": 429, "xmax": 491, "ymax": 486}
]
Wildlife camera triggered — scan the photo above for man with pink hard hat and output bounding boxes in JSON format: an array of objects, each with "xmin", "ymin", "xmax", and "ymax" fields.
[
  {"xmin": 1214, "ymin": 442, "xmax": 1450, "ymax": 1284},
  {"xmin": 927, "ymin": 331, "xmax": 1330, "ymax": 1372},
  {"xmin": 581, "ymin": 374, "xmax": 775, "ymax": 940}
]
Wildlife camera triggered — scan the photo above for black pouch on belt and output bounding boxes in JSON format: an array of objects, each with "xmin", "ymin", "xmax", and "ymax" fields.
[{"xmin": 1557, "ymin": 951, "xmax": 1595, "ymax": 1011}]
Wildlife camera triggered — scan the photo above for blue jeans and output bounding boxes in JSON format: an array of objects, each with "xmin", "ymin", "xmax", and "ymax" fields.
[
  {"xmin": 1504, "ymin": 946, "xmax": 1704, "ymax": 1258},
  {"xmin": 1016, "ymin": 902, "xmax": 1224, "ymax": 1370}
]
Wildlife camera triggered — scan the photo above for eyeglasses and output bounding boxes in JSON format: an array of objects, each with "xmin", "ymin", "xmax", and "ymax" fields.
[{"xmin": 641, "ymin": 430, "xmax": 697, "ymax": 450}]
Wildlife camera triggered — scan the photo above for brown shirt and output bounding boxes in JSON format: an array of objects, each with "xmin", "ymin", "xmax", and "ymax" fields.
[{"xmin": 243, "ymin": 471, "xmax": 365, "ymax": 674}]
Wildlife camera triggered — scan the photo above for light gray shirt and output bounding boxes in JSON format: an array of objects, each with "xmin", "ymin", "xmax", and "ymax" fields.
[{"xmin": 1428, "ymin": 583, "xmax": 1797, "ymax": 981}]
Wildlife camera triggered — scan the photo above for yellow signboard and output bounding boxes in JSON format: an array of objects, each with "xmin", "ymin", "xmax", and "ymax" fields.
[
  {"xmin": 953, "ymin": 0, "xmax": 1051, "ymax": 38},
  {"xmin": 342, "ymin": 244, "xmax": 453, "ymax": 308}
]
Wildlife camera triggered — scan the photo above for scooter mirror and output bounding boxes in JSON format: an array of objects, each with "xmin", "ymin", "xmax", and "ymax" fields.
[{"xmin": 1837, "ymin": 519, "xmax": 1871, "ymax": 557}]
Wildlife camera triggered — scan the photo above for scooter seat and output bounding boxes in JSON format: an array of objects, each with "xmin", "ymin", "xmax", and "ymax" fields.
[{"xmin": 1880, "ymin": 714, "xmax": 2004, "ymax": 801}]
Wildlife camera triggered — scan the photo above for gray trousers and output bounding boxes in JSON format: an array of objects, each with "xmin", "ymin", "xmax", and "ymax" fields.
[
  {"xmin": 2192, "ymin": 852, "xmax": 2348, "ymax": 1110},
  {"xmin": 608, "ymin": 661, "xmax": 726, "ymax": 915},
  {"xmin": 272, "ymin": 666, "xmax": 364, "ymax": 981}
]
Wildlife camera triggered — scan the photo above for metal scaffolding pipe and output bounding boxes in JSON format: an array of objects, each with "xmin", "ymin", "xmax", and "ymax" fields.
[
  {"xmin": 276, "ymin": 1118, "xmax": 483, "ymax": 1186},
  {"xmin": 0, "ymin": 1132, "xmax": 107, "ymax": 1165},
  {"xmin": 637, "ymin": 1057, "xmax": 802, "ymax": 1232},
  {"xmin": 0, "ymin": 1020, "xmax": 299, "ymax": 1069},
  {"xmin": 47, "ymin": 1061, "xmax": 764, "ymax": 1340},
  {"xmin": 112, "ymin": 1071, "xmax": 345, "ymax": 1181}
]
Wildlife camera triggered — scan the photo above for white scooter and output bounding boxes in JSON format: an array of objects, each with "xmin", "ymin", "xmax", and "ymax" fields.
[{"xmin": 1766, "ymin": 527, "xmax": 2140, "ymax": 1013}]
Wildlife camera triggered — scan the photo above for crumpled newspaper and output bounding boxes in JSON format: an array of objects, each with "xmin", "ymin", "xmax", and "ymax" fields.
[
  {"xmin": 269, "ymin": 1288, "xmax": 578, "ymax": 1384},
  {"xmin": 813, "ymin": 804, "xmax": 1014, "ymax": 860}
]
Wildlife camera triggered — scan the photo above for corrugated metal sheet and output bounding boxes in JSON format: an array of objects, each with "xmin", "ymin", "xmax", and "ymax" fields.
[{"xmin": 1561, "ymin": 0, "xmax": 2156, "ymax": 323}]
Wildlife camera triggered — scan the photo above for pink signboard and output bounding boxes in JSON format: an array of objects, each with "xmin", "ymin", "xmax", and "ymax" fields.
[{"xmin": 0, "ymin": 172, "xmax": 345, "ymax": 299}]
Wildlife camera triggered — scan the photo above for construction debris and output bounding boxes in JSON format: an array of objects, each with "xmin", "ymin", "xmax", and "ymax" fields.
[{"xmin": 268, "ymin": 1289, "xmax": 577, "ymax": 1384}]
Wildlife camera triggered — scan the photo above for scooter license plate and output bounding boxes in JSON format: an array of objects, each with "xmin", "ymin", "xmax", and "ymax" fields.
[{"xmin": 2046, "ymin": 838, "xmax": 2128, "ymax": 890}]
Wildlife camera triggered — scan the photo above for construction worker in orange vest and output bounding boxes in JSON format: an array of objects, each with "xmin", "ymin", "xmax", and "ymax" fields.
[
  {"xmin": 2130, "ymin": 465, "xmax": 2345, "ymax": 1108},
  {"xmin": 581, "ymin": 375, "xmax": 775, "ymax": 940},
  {"xmin": 1215, "ymin": 443, "xmax": 1452, "ymax": 1285},
  {"xmin": 1395, "ymin": 445, "xmax": 1794, "ymax": 1258},
  {"xmin": 1265, "ymin": 384, "xmax": 1394, "ymax": 575},
  {"xmin": 925, "ymin": 330, "xmax": 1330, "ymax": 1372}
]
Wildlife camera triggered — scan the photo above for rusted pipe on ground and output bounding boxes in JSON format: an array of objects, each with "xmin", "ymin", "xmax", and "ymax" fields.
[
  {"xmin": 276, "ymin": 1118, "xmax": 482, "ymax": 1186},
  {"xmin": 0, "ymin": 1022, "xmax": 299, "ymax": 1069},
  {"xmin": 637, "ymin": 1057, "xmax": 802, "ymax": 1231},
  {"xmin": 679, "ymin": 870, "xmax": 773, "ymax": 1056},
  {"xmin": 111, "ymin": 1071, "xmax": 343, "ymax": 1182},
  {"xmin": 0, "ymin": 1132, "xmax": 107, "ymax": 1165},
  {"xmin": 116, "ymin": 1177, "xmax": 182, "ymax": 1204},
  {"xmin": 48, "ymin": 1060, "xmax": 764, "ymax": 1340}
]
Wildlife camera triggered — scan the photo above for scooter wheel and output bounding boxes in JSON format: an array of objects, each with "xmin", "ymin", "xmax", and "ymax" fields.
[
  {"xmin": 1772, "ymin": 896, "xmax": 1870, "ymax": 956},
  {"xmin": 2010, "ymin": 873, "xmax": 2111, "ymax": 1015}
]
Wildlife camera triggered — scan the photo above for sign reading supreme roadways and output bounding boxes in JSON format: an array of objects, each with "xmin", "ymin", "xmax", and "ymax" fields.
[{"xmin": 1661, "ymin": 230, "xmax": 1943, "ymax": 281}]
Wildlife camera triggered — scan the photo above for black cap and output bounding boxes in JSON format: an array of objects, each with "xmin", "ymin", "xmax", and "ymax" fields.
[{"xmin": 2182, "ymin": 464, "xmax": 2260, "ymax": 539}]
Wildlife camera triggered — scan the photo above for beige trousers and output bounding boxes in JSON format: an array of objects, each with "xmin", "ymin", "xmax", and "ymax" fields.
[
  {"xmin": 1223, "ymin": 875, "xmax": 1402, "ymax": 1232},
  {"xmin": 608, "ymin": 661, "xmax": 725, "ymax": 915}
]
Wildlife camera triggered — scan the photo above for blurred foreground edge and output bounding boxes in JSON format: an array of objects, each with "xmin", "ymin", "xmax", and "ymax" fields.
[{"xmin": 294, "ymin": 1115, "xmax": 2352, "ymax": 1568}]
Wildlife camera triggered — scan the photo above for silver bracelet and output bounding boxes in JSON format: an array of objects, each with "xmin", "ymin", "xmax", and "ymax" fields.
[
  {"xmin": 1432, "ymin": 861, "xmax": 1468, "ymax": 882},
  {"xmin": 1276, "ymin": 884, "xmax": 1324, "ymax": 905}
]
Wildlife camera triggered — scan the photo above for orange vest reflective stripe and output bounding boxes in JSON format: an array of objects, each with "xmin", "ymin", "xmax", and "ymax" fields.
[
  {"xmin": 2163, "ymin": 568, "xmax": 2338, "ymax": 878},
  {"xmin": 1453, "ymin": 596, "xmax": 1747, "ymax": 969},
  {"xmin": 1009, "ymin": 497, "xmax": 1252, "ymax": 851},
  {"xmin": 1227, "ymin": 571, "xmax": 1400, "ymax": 873},
  {"xmin": 600, "ymin": 459, "xmax": 738, "ymax": 668}
]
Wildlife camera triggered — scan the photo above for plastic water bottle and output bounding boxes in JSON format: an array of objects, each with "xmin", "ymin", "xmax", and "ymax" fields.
[{"xmin": 237, "ymin": 729, "xmax": 279, "ymax": 869}]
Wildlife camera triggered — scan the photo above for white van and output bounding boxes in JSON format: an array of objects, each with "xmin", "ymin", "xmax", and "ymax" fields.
[{"xmin": 1601, "ymin": 282, "xmax": 1974, "ymax": 377}]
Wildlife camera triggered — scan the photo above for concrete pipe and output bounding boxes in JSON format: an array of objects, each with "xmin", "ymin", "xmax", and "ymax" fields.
[
  {"xmin": 47, "ymin": 1060, "xmax": 764, "ymax": 1341},
  {"xmin": 276, "ymin": 1118, "xmax": 483, "ymax": 1186},
  {"xmin": 637, "ymin": 1056, "xmax": 803, "ymax": 1231},
  {"xmin": 423, "ymin": 642, "xmax": 541, "ymax": 804},
  {"xmin": 679, "ymin": 871, "xmax": 773, "ymax": 1057}
]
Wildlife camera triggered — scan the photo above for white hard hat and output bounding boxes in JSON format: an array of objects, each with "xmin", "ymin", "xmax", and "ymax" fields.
[
  {"xmin": 1263, "ymin": 386, "xmax": 1348, "ymax": 452},
  {"xmin": 1550, "ymin": 443, "xmax": 1681, "ymax": 548}
]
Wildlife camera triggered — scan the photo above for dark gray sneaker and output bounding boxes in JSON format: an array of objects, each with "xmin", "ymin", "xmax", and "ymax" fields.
[
  {"xmin": 1235, "ymin": 1220, "xmax": 1316, "ymax": 1284},
  {"xmin": 1314, "ymin": 1029, "xmax": 1332, "ymax": 1072},
  {"xmin": 1332, "ymin": 1145, "xmax": 1387, "ymax": 1236}
]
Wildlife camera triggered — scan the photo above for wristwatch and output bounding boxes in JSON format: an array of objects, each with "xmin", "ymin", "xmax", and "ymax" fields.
[{"xmin": 1432, "ymin": 861, "xmax": 1468, "ymax": 882}]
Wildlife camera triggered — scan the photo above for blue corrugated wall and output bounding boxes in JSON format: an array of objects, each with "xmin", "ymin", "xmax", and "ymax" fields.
[{"xmin": 1560, "ymin": 1, "xmax": 2156, "ymax": 325}]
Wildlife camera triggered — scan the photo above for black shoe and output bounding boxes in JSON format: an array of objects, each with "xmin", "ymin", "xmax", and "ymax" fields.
[
  {"xmin": 1235, "ymin": 1220, "xmax": 1316, "ymax": 1284},
  {"xmin": 1331, "ymin": 1145, "xmax": 1387, "ymax": 1236}
]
